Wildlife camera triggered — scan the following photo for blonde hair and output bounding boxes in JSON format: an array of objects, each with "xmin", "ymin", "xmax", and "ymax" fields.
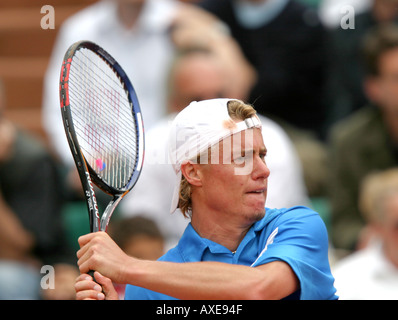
[
  {"xmin": 359, "ymin": 168, "xmax": 398, "ymax": 224},
  {"xmin": 178, "ymin": 99, "xmax": 257, "ymax": 217}
]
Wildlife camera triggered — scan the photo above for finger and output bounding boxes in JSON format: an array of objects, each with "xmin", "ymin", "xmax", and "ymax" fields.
[
  {"xmin": 77, "ymin": 233, "xmax": 96, "ymax": 248},
  {"xmin": 75, "ymin": 273, "xmax": 93, "ymax": 282},
  {"xmin": 74, "ymin": 279, "xmax": 102, "ymax": 293},
  {"xmin": 94, "ymin": 272, "xmax": 112, "ymax": 292},
  {"xmin": 76, "ymin": 245, "xmax": 88, "ymax": 262},
  {"xmin": 76, "ymin": 289, "xmax": 105, "ymax": 300},
  {"xmin": 76, "ymin": 238, "xmax": 99, "ymax": 270},
  {"xmin": 93, "ymin": 271, "xmax": 119, "ymax": 300},
  {"xmin": 75, "ymin": 277, "xmax": 105, "ymax": 300},
  {"xmin": 77, "ymin": 256, "xmax": 95, "ymax": 275},
  {"xmin": 76, "ymin": 236, "xmax": 94, "ymax": 261},
  {"xmin": 77, "ymin": 231, "xmax": 108, "ymax": 258}
]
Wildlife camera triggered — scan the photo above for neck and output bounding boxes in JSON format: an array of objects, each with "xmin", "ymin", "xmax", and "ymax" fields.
[
  {"xmin": 190, "ymin": 208, "xmax": 251, "ymax": 252},
  {"xmin": 117, "ymin": 2, "xmax": 145, "ymax": 30}
]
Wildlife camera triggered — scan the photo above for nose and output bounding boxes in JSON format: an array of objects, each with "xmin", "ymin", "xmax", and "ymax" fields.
[{"xmin": 252, "ymin": 156, "xmax": 270, "ymax": 181}]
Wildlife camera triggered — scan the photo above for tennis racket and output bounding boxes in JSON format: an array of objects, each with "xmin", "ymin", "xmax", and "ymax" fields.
[{"xmin": 59, "ymin": 40, "xmax": 144, "ymax": 278}]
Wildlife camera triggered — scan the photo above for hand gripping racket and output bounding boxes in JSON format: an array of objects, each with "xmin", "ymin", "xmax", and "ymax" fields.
[{"xmin": 59, "ymin": 40, "xmax": 144, "ymax": 279}]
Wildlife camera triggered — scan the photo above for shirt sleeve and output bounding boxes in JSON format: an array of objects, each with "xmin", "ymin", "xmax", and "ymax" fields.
[
  {"xmin": 124, "ymin": 248, "xmax": 182, "ymax": 300},
  {"xmin": 251, "ymin": 207, "xmax": 337, "ymax": 300}
]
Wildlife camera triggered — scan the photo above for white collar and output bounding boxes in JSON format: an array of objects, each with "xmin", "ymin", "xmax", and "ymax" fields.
[{"xmin": 232, "ymin": 0, "xmax": 290, "ymax": 29}]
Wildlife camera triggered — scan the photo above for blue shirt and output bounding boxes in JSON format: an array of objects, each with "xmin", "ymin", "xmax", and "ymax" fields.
[{"xmin": 125, "ymin": 206, "xmax": 338, "ymax": 300}]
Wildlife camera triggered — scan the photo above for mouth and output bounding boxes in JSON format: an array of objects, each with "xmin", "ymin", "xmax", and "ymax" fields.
[
  {"xmin": 245, "ymin": 188, "xmax": 267, "ymax": 209},
  {"xmin": 246, "ymin": 188, "xmax": 266, "ymax": 195}
]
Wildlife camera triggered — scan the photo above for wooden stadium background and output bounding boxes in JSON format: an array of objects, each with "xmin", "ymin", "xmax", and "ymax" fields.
[{"xmin": 0, "ymin": 0, "xmax": 197, "ymax": 149}]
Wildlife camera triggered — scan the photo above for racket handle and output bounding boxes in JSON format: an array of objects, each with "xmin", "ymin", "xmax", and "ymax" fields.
[{"xmin": 88, "ymin": 270, "xmax": 97, "ymax": 281}]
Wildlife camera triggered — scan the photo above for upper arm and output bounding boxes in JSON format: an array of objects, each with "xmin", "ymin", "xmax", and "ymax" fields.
[
  {"xmin": 253, "ymin": 260, "xmax": 299, "ymax": 300},
  {"xmin": 252, "ymin": 208, "xmax": 337, "ymax": 300}
]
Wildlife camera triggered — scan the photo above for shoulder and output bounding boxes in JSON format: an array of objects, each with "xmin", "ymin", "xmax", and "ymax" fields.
[
  {"xmin": 333, "ymin": 244, "xmax": 377, "ymax": 276},
  {"xmin": 254, "ymin": 207, "xmax": 337, "ymax": 299},
  {"xmin": 329, "ymin": 106, "xmax": 381, "ymax": 145},
  {"xmin": 256, "ymin": 206, "xmax": 329, "ymax": 252},
  {"xmin": 59, "ymin": 1, "xmax": 114, "ymax": 38},
  {"xmin": 261, "ymin": 206, "xmax": 323, "ymax": 229},
  {"xmin": 64, "ymin": 1, "xmax": 111, "ymax": 25},
  {"xmin": 331, "ymin": 244, "xmax": 379, "ymax": 299}
]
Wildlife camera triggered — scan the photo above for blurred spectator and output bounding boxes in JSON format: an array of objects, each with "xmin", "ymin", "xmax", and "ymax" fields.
[
  {"xmin": 197, "ymin": 0, "xmax": 328, "ymax": 138},
  {"xmin": 170, "ymin": 5, "xmax": 257, "ymax": 103},
  {"xmin": 0, "ymin": 79, "xmax": 78, "ymax": 299},
  {"xmin": 332, "ymin": 168, "xmax": 398, "ymax": 299},
  {"xmin": 196, "ymin": 0, "xmax": 330, "ymax": 198},
  {"xmin": 120, "ymin": 47, "xmax": 310, "ymax": 249},
  {"xmin": 328, "ymin": 24, "xmax": 398, "ymax": 251},
  {"xmin": 325, "ymin": 0, "xmax": 398, "ymax": 128},
  {"xmin": 42, "ymin": 0, "xmax": 180, "ymax": 169},
  {"xmin": 108, "ymin": 216, "xmax": 165, "ymax": 299},
  {"xmin": 109, "ymin": 216, "xmax": 165, "ymax": 260}
]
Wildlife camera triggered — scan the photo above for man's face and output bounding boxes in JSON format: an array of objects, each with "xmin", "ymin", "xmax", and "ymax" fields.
[
  {"xmin": 371, "ymin": 48, "xmax": 398, "ymax": 112},
  {"xmin": 170, "ymin": 54, "xmax": 226, "ymax": 113},
  {"xmin": 196, "ymin": 128, "xmax": 269, "ymax": 226},
  {"xmin": 373, "ymin": 0, "xmax": 398, "ymax": 22},
  {"xmin": 367, "ymin": 48, "xmax": 398, "ymax": 140}
]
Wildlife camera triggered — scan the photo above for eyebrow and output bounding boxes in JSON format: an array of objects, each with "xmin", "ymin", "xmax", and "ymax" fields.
[{"xmin": 233, "ymin": 146, "xmax": 267, "ymax": 156}]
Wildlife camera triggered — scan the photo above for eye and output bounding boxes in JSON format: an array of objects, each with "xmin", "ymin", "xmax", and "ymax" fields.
[
  {"xmin": 233, "ymin": 154, "xmax": 246, "ymax": 163},
  {"xmin": 232, "ymin": 150, "xmax": 253, "ymax": 165},
  {"xmin": 259, "ymin": 152, "xmax": 267, "ymax": 161}
]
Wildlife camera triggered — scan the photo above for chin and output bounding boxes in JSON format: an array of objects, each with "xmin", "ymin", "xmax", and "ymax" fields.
[
  {"xmin": 254, "ymin": 208, "xmax": 266, "ymax": 220},
  {"xmin": 244, "ymin": 206, "xmax": 265, "ymax": 224}
]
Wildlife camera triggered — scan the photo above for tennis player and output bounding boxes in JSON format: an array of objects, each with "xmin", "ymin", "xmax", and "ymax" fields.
[{"xmin": 75, "ymin": 98, "xmax": 337, "ymax": 300}]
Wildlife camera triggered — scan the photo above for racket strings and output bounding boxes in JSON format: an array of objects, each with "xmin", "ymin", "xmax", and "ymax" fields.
[
  {"xmin": 69, "ymin": 51, "xmax": 136, "ymax": 147},
  {"xmin": 68, "ymin": 72, "xmax": 136, "ymax": 157},
  {"xmin": 67, "ymin": 48, "xmax": 139, "ymax": 189},
  {"xmin": 71, "ymin": 52, "xmax": 136, "ymax": 186}
]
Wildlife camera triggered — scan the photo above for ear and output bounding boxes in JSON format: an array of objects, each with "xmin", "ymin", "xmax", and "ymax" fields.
[{"xmin": 180, "ymin": 161, "xmax": 203, "ymax": 187}]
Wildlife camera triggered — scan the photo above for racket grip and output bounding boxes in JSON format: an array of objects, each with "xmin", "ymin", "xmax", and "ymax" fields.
[{"xmin": 88, "ymin": 270, "xmax": 97, "ymax": 281}]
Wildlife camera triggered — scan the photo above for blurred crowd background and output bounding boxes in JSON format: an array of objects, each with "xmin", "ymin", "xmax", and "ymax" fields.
[{"xmin": 1, "ymin": 0, "xmax": 398, "ymax": 300}]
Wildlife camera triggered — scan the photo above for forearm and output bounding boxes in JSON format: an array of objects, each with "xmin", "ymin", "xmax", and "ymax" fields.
[
  {"xmin": 123, "ymin": 259, "xmax": 297, "ymax": 300},
  {"xmin": 77, "ymin": 233, "xmax": 298, "ymax": 300}
]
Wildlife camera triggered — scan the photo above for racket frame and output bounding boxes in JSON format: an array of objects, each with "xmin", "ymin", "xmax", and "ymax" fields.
[{"xmin": 59, "ymin": 40, "xmax": 144, "ymax": 233}]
